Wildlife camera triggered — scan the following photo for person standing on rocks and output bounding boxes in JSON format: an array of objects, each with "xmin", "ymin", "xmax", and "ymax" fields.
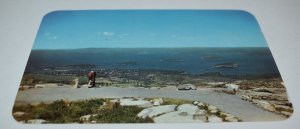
[{"xmin": 88, "ymin": 71, "xmax": 97, "ymax": 88}]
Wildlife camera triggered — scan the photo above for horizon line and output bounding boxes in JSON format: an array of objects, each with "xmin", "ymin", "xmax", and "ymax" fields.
[{"xmin": 32, "ymin": 46, "xmax": 269, "ymax": 50}]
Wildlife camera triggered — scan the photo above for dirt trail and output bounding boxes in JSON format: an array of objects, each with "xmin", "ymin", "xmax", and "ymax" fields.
[{"xmin": 14, "ymin": 86, "xmax": 286, "ymax": 122}]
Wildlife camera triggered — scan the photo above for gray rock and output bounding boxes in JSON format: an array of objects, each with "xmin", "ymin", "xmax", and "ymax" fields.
[
  {"xmin": 178, "ymin": 112, "xmax": 188, "ymax": 116},
  {"xmin": 27, "ymin": 119, "xmax": 47, "ymax": 124},
  {"xmin": 219, "ymin": 112, "xmax": 229, "ymax": 118},
  {"xmin": 152, "ymin": 98, "xmax": 163, "ymax": 106},
  {"xmin": 225, "ymin": 116, "xmax": 238, "ymax": 122},
  {"xmin": 241, "ymin": 95, "xmax": 251, "ymax": 101},
  {"xmin": 193, "ymin": 101, "xmax": 200, "ymax": 105},
  {"xmin": 225, "ymin": 84, "xmax": 239, "ymax": 91},
  {"xmin": 137, "ymin": 105, "xmax": 176, "ymax": 118},
  {"xmin": 153, "ymin": 111, "xmax": 205, "ymax": 123},
  {"xmin": 119, "ymin": 98, "xmax": 153, "ymax": 108},
  {"xmin": 208, "ymin": 105, "xmax": 218, "ymax": 111},
  {"xmin": 197, "ymin": 102, "xmax": 205, "ymax": 108},
  {"xmin": 177, "ymin": 104, "xmax": 200, "ymax": 115},
  {"xmin": 177, "ymin": 84, "xmax": 196, "ymax": 90},
  {"xmin": 72, "ymin": 78, "xmax": 79, "ymax": 88},
  {"xmin": 193, "ymin": 114, "xmax": 207, "ymax": 122},
  {"xmin": 208, "ymin": 116, "xmax": 223, "ymax": 122},
  {"xmin": 273, "ymin": 104, "xmax": 293, "ymax": 112},
  {"xmin": 195, "ymin": 109, "xmax": 206, "ymax": 115},
  {"xmin": 209, "ymin": 109, "xmax": 218, "ymax": 114},
  {"xmin": 13, "ymin": 112, "xmax": 25, "ymax": 117}
]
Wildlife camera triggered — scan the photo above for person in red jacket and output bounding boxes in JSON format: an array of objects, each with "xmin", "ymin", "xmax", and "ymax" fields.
[{"xmin": 88, "ymin": 71, "xmax": 96, "ymax": 88}]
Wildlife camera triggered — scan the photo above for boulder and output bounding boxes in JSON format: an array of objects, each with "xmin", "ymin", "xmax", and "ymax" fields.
[
  {"xmin": 35, "ymin": 83, "xmax": 58, "ymax": 88},
  {"xmin": 35, "ymin": 84, "xmax": 45, "ymax": 88},
  {"xmin": 193, "ymin": 101, "xmax": 200, "ymax": 105},
  {"xmin": 153, "ymin": 111, "xmax": 205, "ymax": 123},
  {"xmin": 241, "ymin": 95, "xmax": 252, "ymax": 101},
  {"xmin": 225, "ymin": 84, "xmax": 239, "ymax": 91},
  {"xmin": 219, "ymin": 112, "xmax": 230, "ymax": 118},
  {"xmin": 208, "ymin": 116, "xmax": 223, "ymax": 122},
  {"xmin": 177, "ymin": 84, "xmax": 196, "ymax": 90},
  {"xmin": 27, "ymin": 119, "xmax": 47, "ymax": 124},
  {"xmin": 151, "ymin": 98, "xmax": 163, "ymax": 106},
  {"xmin": 209, "ymin": 109, "xmax": 218, "ymax": 114},
  {"xmin": 197, "ymin": 102, "xmax": 205, "ymax": 108},
  {"xmin": 225, "ymin": 116, "xmax": 239, "ymax": 122},
  {"xmin": 72, "ymin": 78, "xmax": 79, "ymax": 88},
  {"xmin": 177, "ymin": 104, "xmax": 200, "ymax": 115},
  {"xmin": 208, "ymin": 105, "xmax": 218, "ymax": 111},
  {"xmin": 193, "ymin": 114, "xmax": 207, "ymax": 122},
  {"xmin": 119, "ymin": 98, "xmax": 153, "ymax": 108},
  {"xmin": 273, "ymin": 104, "xmax": 293, "ymax": 112},
  {"xmin": 13, "ymin": 112, "xmax": 25, "ymax": 117},
  {"xmin": 137, "ymin": 105, "xmax": 176, "ymax": 118},
  {"xmin": 194, "ymin": 109, "xmax": 206, "ymax": 115}
]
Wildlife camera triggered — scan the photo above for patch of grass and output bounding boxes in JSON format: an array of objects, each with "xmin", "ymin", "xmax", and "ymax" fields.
[
  {"xmin": 91, "ymin": 103, "xmax": 153, "ymax": 123},
  {"xmin": 13, "ymin": 99, "xmax": 153, "ymax": 123},
  {"xmin": 13, "ymin": 99, "xmax": 105, "ymax": 123},
  {"xmin": 162, "ymin": 98, "xmax": 193, "ymax": 105}
]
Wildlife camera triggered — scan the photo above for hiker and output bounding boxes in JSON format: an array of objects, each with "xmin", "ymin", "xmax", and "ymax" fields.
[{"xmin": 88, "ymin": 71, "xmax": 97, "ymax": 88}]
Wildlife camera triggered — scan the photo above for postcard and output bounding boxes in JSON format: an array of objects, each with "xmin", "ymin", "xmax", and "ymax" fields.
[{"xmin": 13, "ymin": 10, "xmax": 293, "ymax": 124}]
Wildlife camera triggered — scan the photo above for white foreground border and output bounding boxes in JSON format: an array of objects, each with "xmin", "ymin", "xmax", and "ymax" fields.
[{"xmin": 0, "ymin": 0, "xmax": 299, "ymax": 129}]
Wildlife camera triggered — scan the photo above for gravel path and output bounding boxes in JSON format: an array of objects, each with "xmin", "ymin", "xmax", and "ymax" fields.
[{"xmin": 14, "ymin": 86, "xmax": 286, "ymax": 122}]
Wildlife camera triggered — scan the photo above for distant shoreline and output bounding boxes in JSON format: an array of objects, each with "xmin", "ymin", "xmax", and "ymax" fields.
[{"xmin": 31, "ymin": 47, "xmax": 269, "ymax": 51}]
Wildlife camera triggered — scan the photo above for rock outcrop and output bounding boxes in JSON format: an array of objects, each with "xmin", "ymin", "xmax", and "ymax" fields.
[
  {"xmin": 237, "ymin": 80, "xmax": 293, "ymax": 117},
  {"xmin": 136, "ymin": 98, "xmax": 240, "ymax": 123},
  {"xmin": 177, "ymin": 84, "xmax": 196, "ymax": 90},
  {"xmin": 137, "ymin": 105, "xmax": 176, "ymax": 119},
  {"xmin": 119, "ymin": 98, "xmax": 153, "ymax": 108}
]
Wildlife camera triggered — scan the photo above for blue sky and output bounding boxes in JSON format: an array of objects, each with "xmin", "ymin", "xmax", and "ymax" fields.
[{"xmin": 33, "ymin": 10, "xmax": 267, "ymax": 49}]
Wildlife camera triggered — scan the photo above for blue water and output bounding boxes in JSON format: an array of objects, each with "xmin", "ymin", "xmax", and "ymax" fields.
[{"xmin": 26, "ymin": 48, "xmax": 280, "ymax": 75}]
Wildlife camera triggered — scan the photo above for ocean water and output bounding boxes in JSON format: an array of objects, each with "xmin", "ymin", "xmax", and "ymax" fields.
[{"xmin": 26, "ymin": 48, "xmax": 280, "ymax": 75}]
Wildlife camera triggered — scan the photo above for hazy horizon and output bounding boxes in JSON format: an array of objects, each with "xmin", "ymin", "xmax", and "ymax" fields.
[{"xmin": 32, "ymin": 46, "xmax": 269, "ymax": 50}]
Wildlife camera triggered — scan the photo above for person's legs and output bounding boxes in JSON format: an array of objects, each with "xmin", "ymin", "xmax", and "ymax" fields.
[
  {"xmin": 88, "ymin": 77, "xmax": 96, "ymax": 88},
  {"xmin": 92, "ymin": 77, "xmax": 96, "ymax": 86}
]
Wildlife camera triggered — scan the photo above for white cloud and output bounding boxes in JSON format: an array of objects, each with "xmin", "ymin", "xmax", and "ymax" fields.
[
  {"xmin": 102, "ymin": 32, "xmax": 115, "ymax": 36},
  {"xmin": 44, "ymin": 32, "xmax": 57, "ymax": 40},
  {"xmin": 118, "ymin": 33, "xmax": 128, "ymax": 38},
  {"xmin": 44, "ymin": 32, "xmax": 50, "ymax": 36}
]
